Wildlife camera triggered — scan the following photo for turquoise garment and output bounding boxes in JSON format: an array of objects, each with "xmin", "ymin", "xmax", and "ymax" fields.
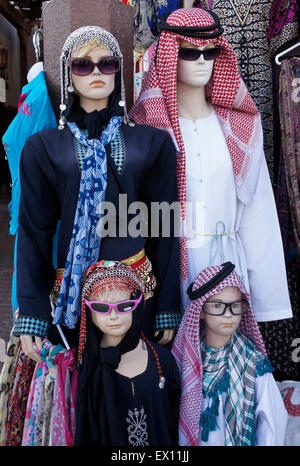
[{"xmin": 2, "ymin": 70, "xmax": 57, "ymax": 318}]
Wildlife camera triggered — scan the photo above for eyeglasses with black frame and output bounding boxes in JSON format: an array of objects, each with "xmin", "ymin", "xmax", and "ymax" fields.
[{"xmin": 202, "ymin": 299, "xmax": 247, "ymax": 316}]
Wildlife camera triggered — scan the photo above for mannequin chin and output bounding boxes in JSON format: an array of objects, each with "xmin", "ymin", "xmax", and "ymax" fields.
[{"xmin": 71, "ymin": 45, "xmax": 116, "ymax": 113}]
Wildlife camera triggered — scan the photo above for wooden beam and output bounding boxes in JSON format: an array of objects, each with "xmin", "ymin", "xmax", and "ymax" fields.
[{"xmin": 0, "ymin": 0, "xmax": 31, "ymax": 33}]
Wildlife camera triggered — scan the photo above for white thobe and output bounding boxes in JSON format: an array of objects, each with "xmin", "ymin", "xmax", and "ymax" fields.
[
  {"xmin": 179, "ymin": 110, "xmax": 292, "ymax": 322},
  {"xmin": 199, "ymin": 372, "xmax": 288, "ymax": 446}
]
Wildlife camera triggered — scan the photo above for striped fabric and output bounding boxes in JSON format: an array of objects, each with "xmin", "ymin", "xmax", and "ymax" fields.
[{"xmin": 201, "ymin": 331, "xmax": 260, "ymax": 446}]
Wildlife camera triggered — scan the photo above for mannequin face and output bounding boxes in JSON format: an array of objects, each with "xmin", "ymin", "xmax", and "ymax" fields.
[
  {"xmin": 71, "ymin": 44, "xmax": 116, "ymax": 111},
  {"xmin": 89, "ymin": 287, "xmax": 133, "ymax": 346},
  {"xmin": 200, "ymin": 286, "xmax": 243, "ymax": 348},
  {"xmin": 177, "ymin": 39, "xmax": 215, "ymax": 89}
]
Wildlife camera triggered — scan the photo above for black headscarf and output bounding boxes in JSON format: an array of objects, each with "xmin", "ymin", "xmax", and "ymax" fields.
[
  {"xmin": 65, "ymin": 70, "xmax": 124, "ymax": 139},
  {"xmin": 74, "ymin": 293, "xmax": 144, "ymax": 446}
]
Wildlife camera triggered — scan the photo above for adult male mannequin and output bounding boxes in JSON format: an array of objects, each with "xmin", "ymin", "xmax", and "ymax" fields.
[{"xmin": 130, "ymin": 8, "xmax": 292, "ymax": 323}]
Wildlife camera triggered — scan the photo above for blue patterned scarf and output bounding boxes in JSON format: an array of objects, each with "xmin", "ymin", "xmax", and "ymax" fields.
[{"xmin": 53, "ymin": 116, "xmax": 123, "ymax": 328}]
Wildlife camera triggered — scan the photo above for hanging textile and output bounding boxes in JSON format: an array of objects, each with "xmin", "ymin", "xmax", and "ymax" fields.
[
  {"xmin": 0, "ymin": 329, "xmax": 77, "ymax": 446},
  {"xmin": 0, "ymin": 329, "xmax": 20, "ymax": 445},
  {"xmin": 133, "ymin": 0, "xmax": 156, "ymax": 55},
  {"xmin": 5, "ymin": 348, "xmax": 36, "ymax": 446},
  {"xmin": 2, "ymin": 70, "xmax": 57, "ymax": 238},
  {"xmin": 2, "ymin": 70, "xmax": 57, "ymax": 319},
  {"xmin": 260, "ymin": 59, "xmax": 300, "ymax": 382},
  {"xmin": 146, "ymin": 0, "xmax": 182, "ymax": 36},
  {"xmin": 50, "ymin": 349, "xmax": 77, "ymax": 446},
  {"xmin": 267, "ymin": 0, "xmax": 299, "ymax": 57},
  {"xmin": 21, "ymin": 339, "xmax": 77, "ymax": 446},
  {"xmin": 278, "ymin": 58, "xmax": 300, "ymax": 261}
]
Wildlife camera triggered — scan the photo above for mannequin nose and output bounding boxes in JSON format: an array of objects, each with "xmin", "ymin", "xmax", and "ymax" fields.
[
  {"xmin": 109, "ymin": 308, "xmax": 118, "ymax": 319},
  {"xmin": 92, "ymin": 65, "xmax": 101, "ymax": 74},
  {"xmin": 198, "ymin": 53, "xmax": 206, "ymax": 64},
  {"xmin": 224, "ymin": 306, "xmax": 233, "ymax": 317}
]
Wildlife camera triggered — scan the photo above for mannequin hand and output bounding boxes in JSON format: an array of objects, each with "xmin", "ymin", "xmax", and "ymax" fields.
[
  {"xmin": 154, "ymin": 329, "xmax": 176, "ymax": 345},
  {"xmin": 20, "ymin": 335, "xmax": 43, "ymax": 364}
]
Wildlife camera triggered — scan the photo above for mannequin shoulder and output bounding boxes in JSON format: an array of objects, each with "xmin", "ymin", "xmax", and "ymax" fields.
[
  {"xmin": 149, "ymin": 341, "xmax": 178, "ymax": 367},
  {"xmin": 122, "ymin": 122, "xmax": 175, "ymax": 147},
  {"xmin": 23, "ymin": 126, "xmax": 72, "ymax": 158},
  {"xmin": 25, "ymin": 126, "xmax": 69, "ymax": 145}
]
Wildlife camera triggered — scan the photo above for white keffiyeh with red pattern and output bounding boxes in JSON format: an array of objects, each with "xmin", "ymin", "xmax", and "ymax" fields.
[{"xmin": 130, "ymin": 8, "xmax": 262, "ymax": 280}]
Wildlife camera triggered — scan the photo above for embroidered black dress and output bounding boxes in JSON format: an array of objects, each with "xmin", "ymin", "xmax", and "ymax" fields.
[
  {"xmin": 115, "ymin": 344, "xmax": 180, "ymax": 446},
  {"xmin": 14, "ymin": 122, "xmax": 181, "ymax": 344}
]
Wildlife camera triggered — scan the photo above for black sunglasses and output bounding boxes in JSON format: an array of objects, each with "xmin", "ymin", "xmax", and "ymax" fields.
[
  {"xmin": 178, "ymin": 47, "xmax": 222, "ymax": 61},
  {"xmin": 71, "ymin": 56, "xmax": 120, "ymax": 76}
]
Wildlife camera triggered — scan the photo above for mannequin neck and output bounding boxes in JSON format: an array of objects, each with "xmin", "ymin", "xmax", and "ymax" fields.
[
  {"xmin": 100, "ymin": 333, "xmax": 124, "ymax": 347},
  {"xmin": 79, "ymin": 95, "xmax": 109, "ymax": 113},
  {"xmin": 204, "ymin": 327, "xmax": 233, "ymax": 349},
  {"xmin": 177, "ymin": 82, "xmax": 212, "ymax": 120}
]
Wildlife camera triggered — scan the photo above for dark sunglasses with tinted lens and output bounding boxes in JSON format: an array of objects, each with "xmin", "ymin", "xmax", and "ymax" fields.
[
  {"xmin": 71, "ymin": 56, "xmax": 120, "ymax": 76},
  {"xmin": 178, "ymin": 47, "xmax": 222, "ymax": 61},
  {"xmin": 85, "ymin": 292, "xmax": 143, "ymax": 315}
]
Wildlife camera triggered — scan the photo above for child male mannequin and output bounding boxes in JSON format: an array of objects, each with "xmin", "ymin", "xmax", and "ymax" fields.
[
  {"xmin": 172, "ymin": 262, "xmax": 288, "ymax": 446},
  {"xmin": 75, "ymin": 260, "xmax": 180, "ymax": 446}
]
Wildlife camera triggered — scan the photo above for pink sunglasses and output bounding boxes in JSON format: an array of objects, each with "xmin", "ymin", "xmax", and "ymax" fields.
[{"xmin": 85, "ymin": 293, "xmax": 143, "ymax": 315}]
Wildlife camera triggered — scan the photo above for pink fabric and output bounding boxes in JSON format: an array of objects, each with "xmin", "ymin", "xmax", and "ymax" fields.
[
  {"xmin": 267, "ymin": 0, "xmax": 299, "ymax": 40},
  {"xmin": 50, "ymin": 349, "xmax": 78, "ymax": 446},
  {"xmin": 130, "ymin": 8, "xmax": 262, "ymax": 280},
  {"xmin": 17, "ymin": 93, "xmax": 27, "ymax": 112},
  {"xmin": 171, "ymin": 264, "xmax": 267, "ymax": 446},
  {"xmin": 21, "ymin": 103, "xmax": 31, "ymax": 116}
]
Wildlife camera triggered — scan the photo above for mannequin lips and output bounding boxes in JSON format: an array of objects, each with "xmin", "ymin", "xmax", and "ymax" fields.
[{"xmin": 90, "ymin": 80, "xmax": 105, "ymax": 87}]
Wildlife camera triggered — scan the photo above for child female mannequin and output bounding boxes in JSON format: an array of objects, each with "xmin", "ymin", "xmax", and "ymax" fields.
[
  {"xmin": 75, "ymin": 261, "xmax": 181, "ymax": 446},
  {"xmin": 172, "ymin": 262, "xmax": 288, "ymax": 446},
  {"xmin": 14, "ymin": 26, "xmax": 181, "ymax": 363}
]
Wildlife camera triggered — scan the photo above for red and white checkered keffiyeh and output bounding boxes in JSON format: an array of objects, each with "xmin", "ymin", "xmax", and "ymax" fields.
[
  {"xmin": 130, "ymin": 8, "xmax": 262, "ymax": 280},
  {"xmin": 171, "ymin": 263, "xmax": 267, "ymax": 446}
]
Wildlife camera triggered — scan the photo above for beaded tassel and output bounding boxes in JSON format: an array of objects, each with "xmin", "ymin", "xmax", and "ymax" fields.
[{"xmin": 141, "ymin": 333, "xmax": 165, "ymax": 389}]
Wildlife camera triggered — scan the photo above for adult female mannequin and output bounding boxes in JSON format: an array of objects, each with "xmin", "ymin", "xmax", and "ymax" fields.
[
  {"xmin": 15, "ymin": 26, "xmax": 181, "ymax": 363},
  {"xmin": 130, "ymin": 8, "xmax": 292, "ymax": 323}
]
